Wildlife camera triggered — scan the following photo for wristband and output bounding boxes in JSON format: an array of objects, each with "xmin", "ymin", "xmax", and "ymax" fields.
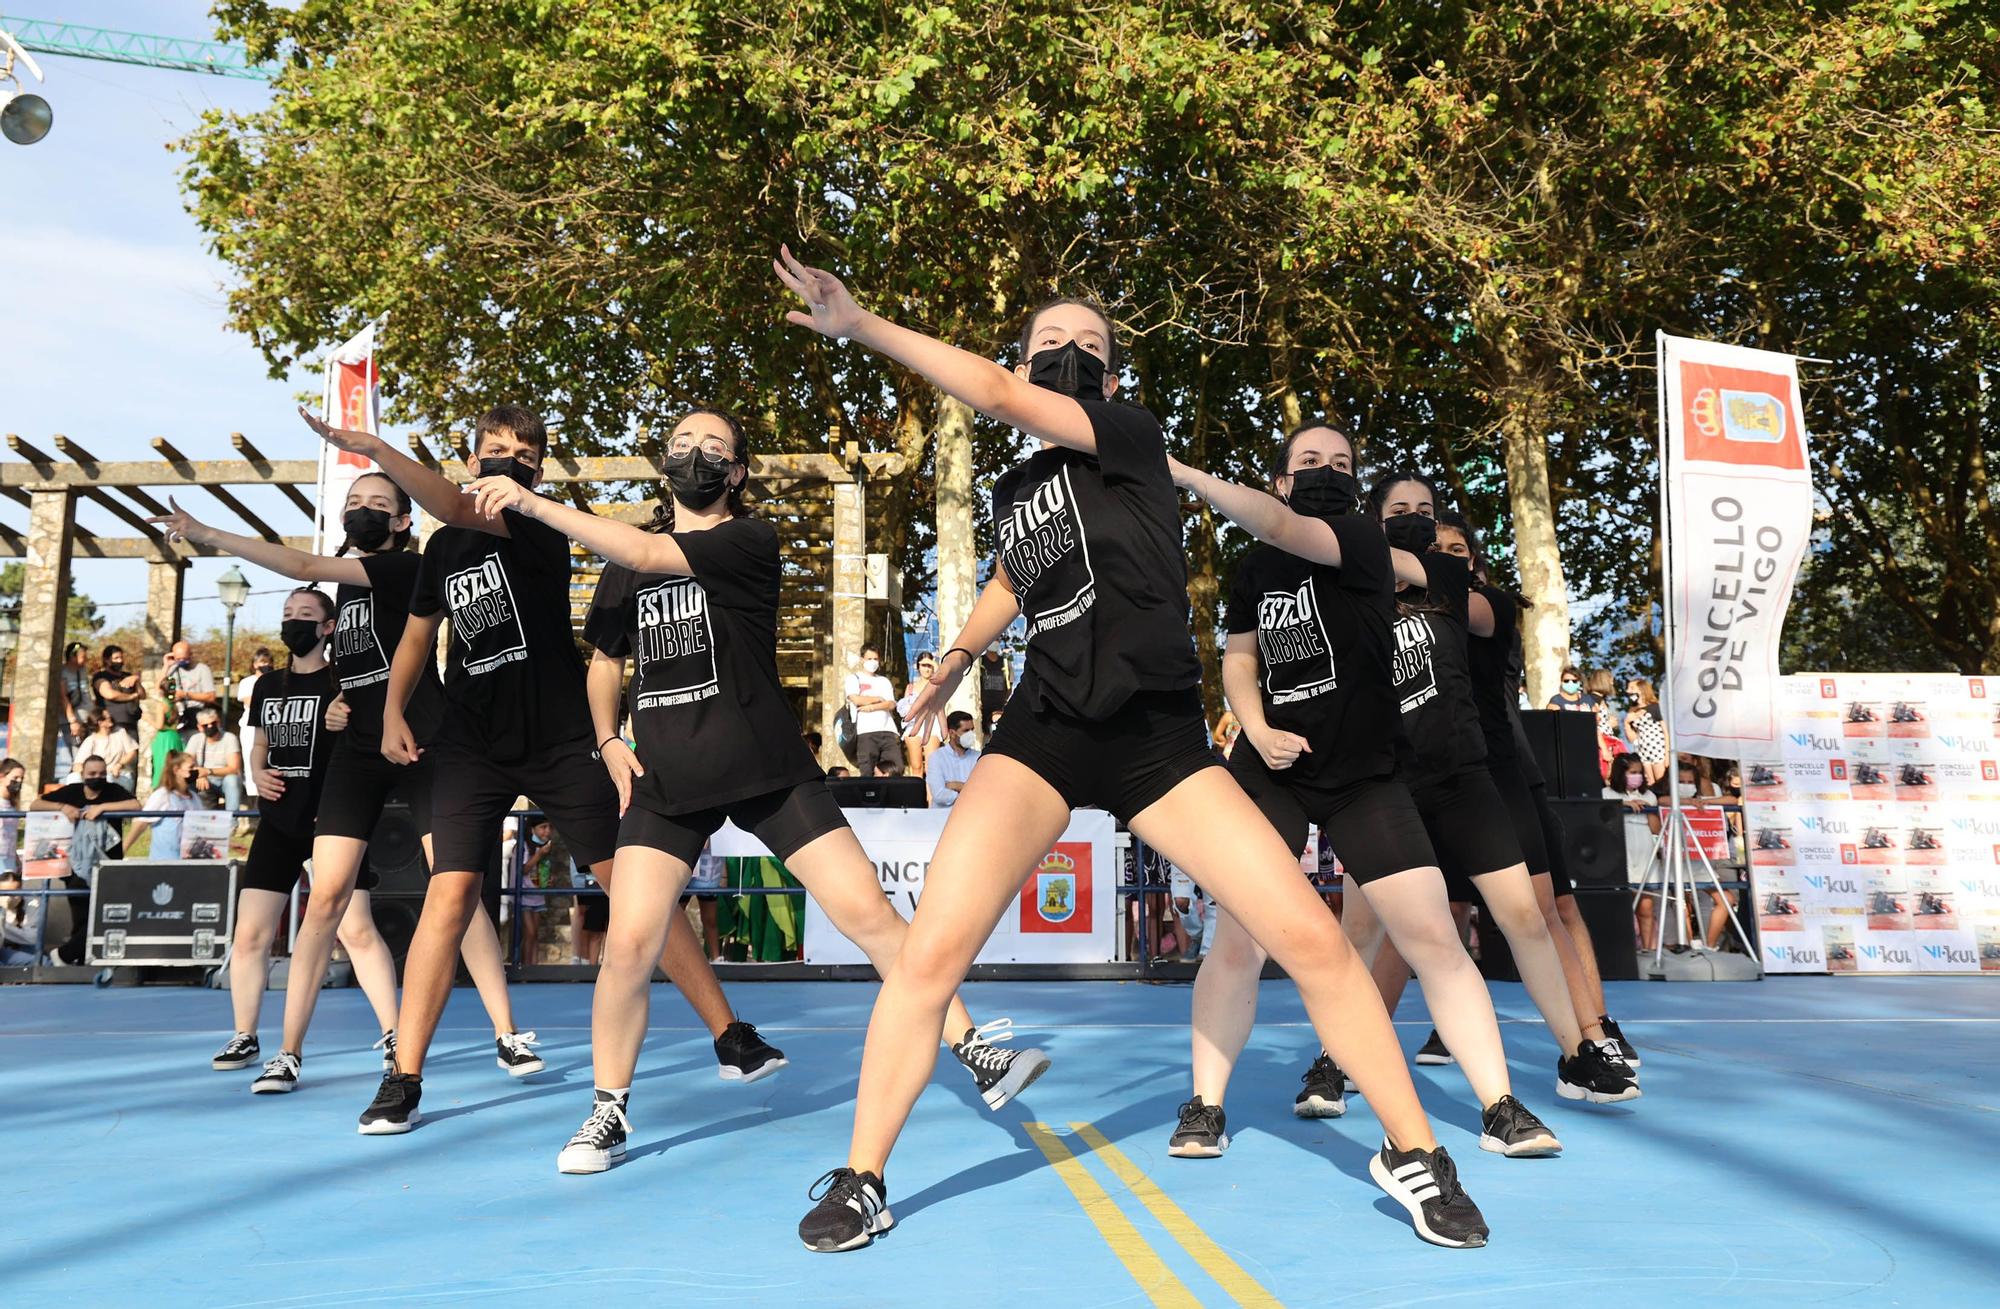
[
  {"xmin": 943, "ymin": 647, "xmax": 975, "ymax": 668},
  {"xmin": 599, "ymin": 735, "xmax": 623, "ymax": 752}
]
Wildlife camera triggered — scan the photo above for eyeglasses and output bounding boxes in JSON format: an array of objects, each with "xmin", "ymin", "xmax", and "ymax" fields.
[{"xmin": 667, "ymin": 434, "xmax": 735, "ymax": 461}]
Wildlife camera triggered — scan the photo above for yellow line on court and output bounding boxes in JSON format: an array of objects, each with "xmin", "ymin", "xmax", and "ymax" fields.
[
  {"xmin": 1070, "ymin": 1122, "xmax": 1285, "ymax": 1309},
  {"xmin": 1023, "ymin": 1123, "xmax": 1201, "ymax": 1308}
]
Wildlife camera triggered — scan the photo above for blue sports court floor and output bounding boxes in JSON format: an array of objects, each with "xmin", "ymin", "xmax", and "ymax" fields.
[{"xmin": 4, "ymin": 975, "xmax": 1995, "ymax": 1306}]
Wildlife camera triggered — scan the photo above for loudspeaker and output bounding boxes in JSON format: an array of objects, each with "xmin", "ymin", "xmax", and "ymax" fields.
[
  {"xmin": 1521, "ymin": 708, "xmax": 1603, "ymax": 799},
  {"xmin": 1548, "ymin": 797, "xmax": 1629, "ymax": 889},
  {"xmin": 827, "ymin": 776, "xmax": 929, "ymax": 808},
  {"xmin": 1568, "ymin": 887, "xmax": 1641, "ymax": 982},
  {"xmin": 367, "ymin": 800, "xmax": 429, "ymax": 895}
]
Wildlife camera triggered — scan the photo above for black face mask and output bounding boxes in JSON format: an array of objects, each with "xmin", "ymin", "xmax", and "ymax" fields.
[
  {"xmin": 342, "ymin": 506, "xmax": 396, "ymax": 552},
  {"xmin": 1026, "ymin": 342, "xmax": 1107, "ymax": 401},
  {"xmin": 663, "ymin": 449, "xmax": 734, "ymax": 511},
  {"xmin": 83, "ymin": 778, "xmax": 105, "ymax": 793},
  {"xmin": 202, "ymin": 723, "xmax": 222, "ymax": 739},
  {"xmin": 1285, "ymin": 465, "xmax": 1361, "ymax": 520},
  {"xmin": 1382, "ymin": 512, "xmax": 1438, "ymax": 554},
  {"xmin": 477, "ymin": 455, "xmax": 538, "ymax": 489},
  {"xmin": 4, "ymin": 779, "xmax": 19, "ymax": 797},
  {"xmin": 281, "ymin": 620, "xmax": 324, "ymax": 658}
]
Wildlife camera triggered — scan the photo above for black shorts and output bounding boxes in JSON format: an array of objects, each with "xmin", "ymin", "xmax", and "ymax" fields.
[
  {"xmin": 580, "ymin": 890, "xmax": 610, "ymax": 933},
  {"xmin": 1531, "ymin": 782, "xmax": 1574, "ymax": 898},
  {"xmin": 984, "ymin": 686, "xmax": 1221, "ymax": 822},
  {"xmin": 1230, "ymin": 757, "xmax": 1436, "ymax": 885},
  {"xmin": 1410, "ymin": 765, "xmax": 1525, "ymax": 902},
  {"xmin": 428, "ymin": 734, "xmax": 620, "ymax": 877},
  {"xmin": 314, "ymin": 736, "xmax": 433, "ymax": 842},
  {"xmin": 618, "ymin": 778, "xmax": 851, "ymax": 868},
  {"xmin": 238, "ymin": 820, "xmax": 382, "ymax": 896},
  {"xmin": 1489, "ymin": 763, "xmax": 1551, "ymax": 878}
]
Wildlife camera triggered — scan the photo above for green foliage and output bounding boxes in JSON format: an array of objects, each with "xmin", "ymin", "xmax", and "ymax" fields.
[{"xmin": 0, "ymin": 564, "xmax": 103, "ymax": 642}]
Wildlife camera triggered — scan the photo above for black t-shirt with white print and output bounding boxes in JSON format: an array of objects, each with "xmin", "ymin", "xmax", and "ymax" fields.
[
  {"xmin": 989, "ymin": 399, "xmax": 1201, "ymax": 721},
  {"xmin": 1222, "ymin": 515, "xmax": 1400, "ymax": 788},
  {"xmin": 1391, "ymin": 552, "xmax": 1487, "ymax": 782},
  {"xmin": 331, "ymin": 549, "xmax": 446, "ymax": 751},
  {"xmin": 248, "ymin": 664, "xmax": 339, "ymax": 834},
  {"xmin": 411, "ymin": 507, "xmax": 592, "ymax": 763},
  {"xmin": 584, "ymin": 517, "xmax": 821, "ymax": 816}
]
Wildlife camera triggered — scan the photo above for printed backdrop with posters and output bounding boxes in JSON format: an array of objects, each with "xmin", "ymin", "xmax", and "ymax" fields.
[
  {"xmin": 1660, "ymin": 334, "xmax": 1815, "ymax": 759},
  {"xmin": 316, "ymin": 321, "xmax": 383, "ymax": 555},
  {"xmin": 1745, "ymin": 674, "xmax": 2000, "ymax": 975},
  {"xmin": 710, "ymin": 808, "xmax": 1118, "ymax": 965}
]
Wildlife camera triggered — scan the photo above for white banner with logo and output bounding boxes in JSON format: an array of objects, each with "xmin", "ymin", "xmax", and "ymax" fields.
[
  {"xmin": 1660, "ymin": 334, "xmax": 1815, "ymax": 757},
  {"xmin": 709, "ymin": 807, "xmax": 1118, "ymax": 965},
  {"xmin": 317, "ymin": 321, "xmax": 382, "ymax": 555},
  {"xmin": 1745, "ymin": 673, "xmax": 2000, "ymax": 974}
]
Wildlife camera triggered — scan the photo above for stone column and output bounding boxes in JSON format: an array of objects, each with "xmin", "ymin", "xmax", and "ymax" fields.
[
  {"xmin": 140, "ymin": 554, "xmax": 187, "ymax": 792},
  {"xmin": 14, "ymin": 488, "xmax": 77, "ymax": 792},
  {"xmin": 822, "ymin": 478, "xmax": 868, "ymax": 761},
  {"xmin": 932, "ymin": 395, "xmax": 979, "ymax": 717}
]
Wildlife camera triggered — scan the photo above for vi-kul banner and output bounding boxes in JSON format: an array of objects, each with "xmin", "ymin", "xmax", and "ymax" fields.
[
  {"xmin": 1659, "ymin": 333, "xmax": 1815, "ymax": 758},
  {"xmin": 316, "ymin": 321, "xmax": 383, "ymax": 555}
]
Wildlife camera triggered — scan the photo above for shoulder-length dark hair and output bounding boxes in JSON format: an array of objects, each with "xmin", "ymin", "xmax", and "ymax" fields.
[
  {"xmin": 335, "ymin": 471, "xmax": 415, "ymax": 556},
  {"xmin": 648, "ymin": 407, "xmax": 753, "ymax": 534}
]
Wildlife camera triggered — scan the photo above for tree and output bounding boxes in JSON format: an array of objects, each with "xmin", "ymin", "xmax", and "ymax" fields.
[{"xmin": 0, "ymin": 564, "xmax": 103, "ymax": 644}]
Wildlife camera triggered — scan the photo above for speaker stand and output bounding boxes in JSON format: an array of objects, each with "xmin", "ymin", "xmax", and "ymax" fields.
[{"xmin": 1631, "ymin": 803, "xmax": 1762, "ymax": 980}]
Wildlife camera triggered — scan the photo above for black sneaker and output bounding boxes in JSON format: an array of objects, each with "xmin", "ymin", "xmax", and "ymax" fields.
[
  {"xmin": 212, "ymin": 1032, "xmax": 260, "ymax": 1070},
  {"xmin": 1479, "ymin": 1095, "xmax": 1561, "ymax": 1157},
  {"xmin": 1595, "ymin": 1040, "xmax": 1639, "ymax": 1083},
  {"xmin": 251, "ymin": 1051, "xmax": 302, "ymax": 1094},
  {"xmin": 557, "ymin": 1092, "xmax": 629, "ymax": 1175},
  {"xmin": 1167, "ymin": 1096, "xmax": 1229, "ymax": 1158},
  {"xmin": 951, "ymin": 1019, "xmax": 1052, "ymax": 1110},
  {"xmin": 374, "ymin": 1029, "xmax": 398, "ymax": 1074},
  {"xmin": 358, "ymin": 1071, "xmax": 423, "ymax": 1134},
  {"xmin": 496, "ymin": 1030, "xmax": 545, "ymax": 1078},
  {"xmin": 799, "ymin": 1168, "xmax": 893, "ymax": 1252},
  {"xmin": 1293, "ymin": 1052, "xmax": 1347, "ymax": 1118},
  {"xmin": 715, "ymin": 1021, "xmax": 788, "ymax": 1083},
  {"xmin": 1599, "ymin": 1016, "xmax": 1640, "ymax": 1066},
  {"xmin": 1369, "ymin": 1142, "xmax": 1489, "ymax": 1248},
  {"xmin": 1415, "ymin": 1029, "xmax": 1454, "ymax": 1065},
  {"xmin": 1557, "ymin": 1044, "xmax": 1641, "ymax": 1104}
]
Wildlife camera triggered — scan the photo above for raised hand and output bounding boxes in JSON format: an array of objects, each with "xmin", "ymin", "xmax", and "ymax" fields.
[
  {"xmin": 467, "ymin": 474, "xmax": 535, "ymax": 522},
  {"xmin": 773, "ymin": 244, "xmax": 865, "ymax": 340},
  {"xmin": 901, "ymin": 650, "xmax": 970, "ymax": 742},
  {"xmin": 147, "ymin": 495, "xmax": 213, "ymax": 547},
  {"xmin": 297, "ymin": 404, "xmax": 377, "ymax": 455}
]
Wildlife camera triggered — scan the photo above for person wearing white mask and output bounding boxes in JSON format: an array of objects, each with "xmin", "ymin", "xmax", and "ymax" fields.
[
  {"xmin": 844, "ymin": 644, "xmax": 901, "ymax": 777},
  {"xmin": 925, "ymin": 711, "xmax": 981, "ymax": 809}
]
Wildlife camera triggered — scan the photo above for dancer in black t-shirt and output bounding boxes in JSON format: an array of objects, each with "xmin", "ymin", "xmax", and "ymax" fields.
[
  {"xmin": 154, "ymin": 475, "xmax": 539, "ymax": 1089},
  {"xmin": 468, "ymin": 406, "xmax": 1051, "ymax": 1175},
  {"xmin": 1170, "ymin": 426, "xmax": 1560, "ymax": 1158},
  {"xmin": 302, "ymin": 405, "xmax": 766, "ymax": 1135},
  {"xmin": 773, "ymin": 248, "xmax": 1487, "ymax": 1251}
]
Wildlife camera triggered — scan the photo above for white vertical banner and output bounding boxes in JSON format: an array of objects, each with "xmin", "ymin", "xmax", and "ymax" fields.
[
  {"xmin": 1660, "ymin": 333, "xmax": 1815, "ymax": 757},
  {"xmin": 317, "ymin": 321, "xmax": 383, "ymax": 555}
]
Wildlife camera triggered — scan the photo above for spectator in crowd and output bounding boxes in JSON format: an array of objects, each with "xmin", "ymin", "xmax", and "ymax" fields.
[
  {"xmin": 985, "ymin": 707, "xmax": 1004, "ymax": 741},
  {"xmin": 843, "ymin": 643, "xmax": 901, "ymax": 776},
  {"xmin": 1211, "ymin": 709, "xmax": 1240, "ymax": 758},
  {"xmin": 871, "ymin": 758, "xmax": 906, "ymax": 778},
  {"xmin": 977, "ymin": 646, "xmax": 1010, "ymax": 724},
  {"xmin": 1584, "ymin": 668, "xmax": 1621, "ymax": 738},
  {"xmin": 31, "ymin": 754, "xmax": 142, "ymax": 964},
  {"xmin": 146, "ymin": 656, "xmax": 184, "ymax": 789},
  {"xmin": 0, "ymin": 758, "xmax": 24, "ymax": 875},
  {"xmin": 570, "ymin": 867, "xmax": 608, "ymax": 966},
  {"xmin": 78, "ymin": 707, "xmax": 140, "ymax": 795},
  {"xmin": 925, "ymin": 710, "xmax": 980, "ymax": 808},
  {"xmin": 1, "ymin": 867, "xmax": 45, "ymax": 964},
  {"xmin": 162, "ymin": 639, "xmax": 218, "ymax": 734},
  {"xmin": 187, "ymin": 706, "xmax": 245, "ymax": 814},
  {"xmin": 92, "ymin": 645, "xmax": 145, "ymax": 737},
  {"xmin": 235, "ymin": 649, "xmax": 274, "ymax": 804},
  {"xmin": 688, "ymin": 840, "xmax": 726, "ymax": 962},
  {"xmin": 826, "ymin": 765, "xmax": 853, "ymax": 779},
  {"xmin": 802, "ymin": 729, "xmax": 825, "ymax": 770},
  {"xmin": 1624, "ymin": 677, "xmax": 1669, "ymax": 784},
  {"xmin": 236, "ymin": 648, "xmax": 273, "ymax": 713},
  {"xmin": 56, "ymin": 641, "xmax": 94, "ymax": 774},
  {"xmin": 1544, "ymin": 663, "xmax": 1599, "ymax": 713},
  {"xmin": 899, "ymin": 651, "xmax": 945, "ymax": 775},
  {"xmin": 516, "ymin": 816, "xmax": 571, "ymax": 965},
  {"xmin": 133, "ymin": 752, "xmax": 202, "ymax": 860}
]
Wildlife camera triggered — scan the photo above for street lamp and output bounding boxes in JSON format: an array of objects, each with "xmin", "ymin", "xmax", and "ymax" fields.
[
  {"xmin": 216, "ymin": 566, "xmax": 250, "ymax": 726},
  {"xmin": 1, "ymin": 28, "xmax": 52, "ymax": 146}
]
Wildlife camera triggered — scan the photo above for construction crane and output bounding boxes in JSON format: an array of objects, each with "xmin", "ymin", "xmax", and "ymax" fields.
[{"xmin": 0, "ymin": 13, "xmax": 269, "ymax": 143}]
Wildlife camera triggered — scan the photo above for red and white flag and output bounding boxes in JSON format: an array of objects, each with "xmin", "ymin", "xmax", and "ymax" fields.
[
  {"xmin": 1660, "ymin": 333, "xmax": 1815, "ymax": 756},
  {"xmin": 317, "ymin": 321, "xmax": 382, "ymax": 554}
]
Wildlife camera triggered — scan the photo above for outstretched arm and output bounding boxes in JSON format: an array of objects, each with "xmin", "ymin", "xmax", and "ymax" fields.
[
  {"xmin": 1168, "ymin": 457, "xmax": 1347, "ymax": 568},
  {"xmin": 773, "ymin": 246, "xmax": 1102, "ymax": 455},
  {"xmin": 296, "ymin": 406, "xmax": 504, "ymax": 537},
  {"xmin": 149, "ymin": 497, "xmax": 370, "ymax": 587},
  {"xmin": 463, "ymin": 477, "xmax": 693, "ymax": 575}
]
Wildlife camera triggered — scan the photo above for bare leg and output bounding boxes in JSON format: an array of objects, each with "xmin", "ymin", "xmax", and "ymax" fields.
[
  {"xmin": 1188, "ymin": 908, "xmax": 1267, "ymax": 1106},
  {"xmin": 393, "ymin": 871, "xmax": 482, "ymax": 1076},
  {"xmin": 459, "ymin": 904, "xmax": 518, "ymax": 1038},
  {"xmin": 1556, "ymin": 892, "xmax": 1609, "ymax": 1021},
  {"xmin": 1533, "ymin": 873, "xmax": 1605, "ymax": 1042},
  {"xmin": 1362, "ymin": 868, "xmax": 1510, "ymax": 1106},
  {"xmin": 230, "ymin": 890, "xmax": 288, "ymax": 1036},
  {"xmin": 1470, "ymin": 865, "xmax": 1585, "ymax": 1057},
  {"xmin": 627, "ymin": 852, "xmax": 739, "ymax": 1040},
  {"xmin": 1341, "ymin": 880, "xmax": 1416, "ymax": 1011},
  {"xmin": 590, "ymin": 845, "xmax": 691, "ymax": 1090},
  {"xmin": 281, "ymin": 835, "xmax": 371, "ymax": 1053},
  {"xmin": 336, "ymin": 889, "xmax": 402, "ymax": 1034}
]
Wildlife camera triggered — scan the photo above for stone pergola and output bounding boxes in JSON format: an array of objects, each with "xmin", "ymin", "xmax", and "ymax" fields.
[{"xmin": 0, "ymin": 430, "xmax": 903, "ymax": 791}]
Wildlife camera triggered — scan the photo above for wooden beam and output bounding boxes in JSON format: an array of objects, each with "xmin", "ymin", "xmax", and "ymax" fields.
[
  {"xmin": 80, "ymin": 487, "xmax": 166, "ymax": 546},
  {"xmin": 0, "ymin": 458, "xmax": 318, "ymax": 490},
  {"xmin": 205, "ymin": 486, "xmax": 282, "ymax": 543},
  {"xmin": 0, "ymin": 451, "xmax": 901, "ymax": 491},
  {"xmin": 0, "ymin": 485, "xmax": 29, "ymax": 508},
  {"xmin": 229, "ymin": 431, "xmax": 266, "ymax": 462},
  {"xmin": 0, "ymin": 523, "xmax": 21, "ymax": 554},
  {"xmin": 151, "ymin": 435, "xmax": 192, "ymax": 464},
  {"xmin": 6, "ymin": 433, "xmax": 55, "ymax": 464},
  {"xmin": 408, "ymin": 434, "xmax": 439, "ymax": 467},
  {"xmin": 0, "ymin": 533, "xmax": 314, "ymax": 561},
  {"xmin": 113, "ymin": 485, "xmax": 169, "ymax": 516},
  {"xmin": 53, "ymin": 434, "xmax": 99, "ymax": 465}
]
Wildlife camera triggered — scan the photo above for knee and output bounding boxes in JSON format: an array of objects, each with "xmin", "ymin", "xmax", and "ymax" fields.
[
  {"xmin": 303, "ymin": 897, "xmax": 346, "ymax": 934},
  {"xmin": 1488, "ymin": 897, "xmax": 1552, "ymax": 944},
  {"xmin": 1205, "ymin": 921, "xmax": 1268, "ymax": 974},
  {"xmin": 1388, "ymin": 917, "xmax": 1467, "ymax": 970},
  {"xmin": 601, "ymin": 927, "xmax": 658, "ymax": 978},
  {"xmin": 234, "ymin": 922, "xmax": 275, "ymax": 954},
  {"xmin": 885, "ymin": 931, "xmax": 968, "ymax": 1001}
]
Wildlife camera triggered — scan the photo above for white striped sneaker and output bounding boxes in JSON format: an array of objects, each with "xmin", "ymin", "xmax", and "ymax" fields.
[{"xmin": 1368, "ymin": 1142, "xmax": 1490, "ymax": 1248}]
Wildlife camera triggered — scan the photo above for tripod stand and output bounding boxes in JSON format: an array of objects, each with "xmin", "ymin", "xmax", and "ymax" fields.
[{"xmin": 1631, "ymin": 800, "xmax": 1761, "ymax": 977}]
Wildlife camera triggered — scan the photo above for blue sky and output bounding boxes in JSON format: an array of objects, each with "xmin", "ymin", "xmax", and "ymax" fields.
[{"xmin": 2, "ymin": 2, "xmax": 350, "ymax": 637}]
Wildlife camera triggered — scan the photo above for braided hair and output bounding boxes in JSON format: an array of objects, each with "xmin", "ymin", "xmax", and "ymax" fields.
[{"xmin": 645, "ymin": 407, "xmax": 753, "ymax": 534}]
